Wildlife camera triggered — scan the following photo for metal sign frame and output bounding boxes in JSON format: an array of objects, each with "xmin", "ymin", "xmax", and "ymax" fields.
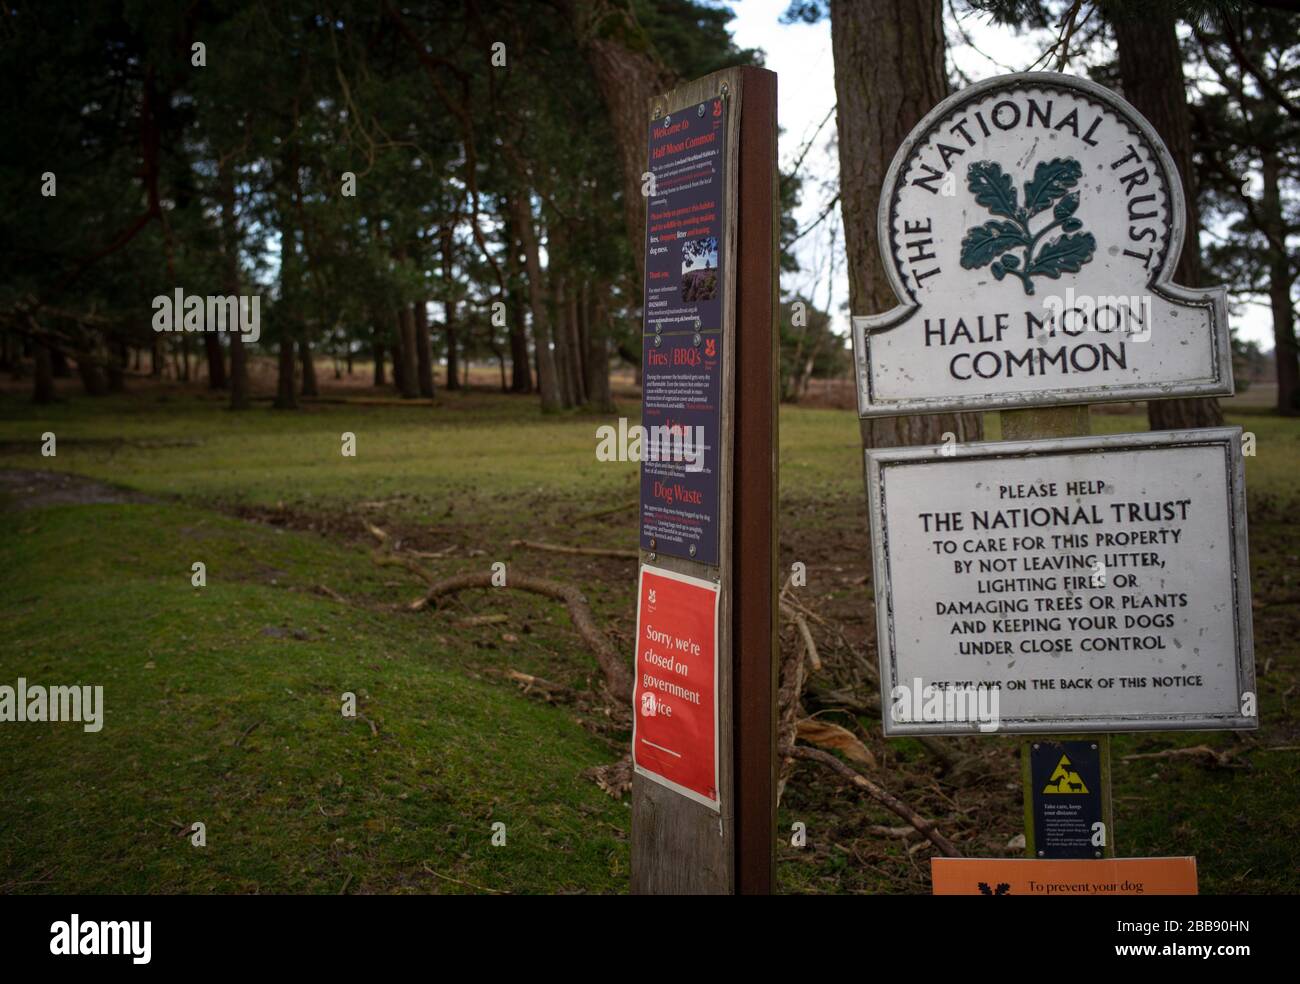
[
  {"xmin": 852, "ymin": 73, "xmax": 1234, "ymax": 418},
  {"xmin": 867, "ymin": 427, "xmax": 1256, "ymax": 735}
]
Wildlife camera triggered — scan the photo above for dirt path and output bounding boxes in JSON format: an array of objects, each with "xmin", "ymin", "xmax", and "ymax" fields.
[{"xmin": 0, "ymin": 469, "xmax": 156, "ymax": 510}]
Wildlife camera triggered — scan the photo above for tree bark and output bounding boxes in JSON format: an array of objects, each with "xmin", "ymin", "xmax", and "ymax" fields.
[
  {"xmin": 1113, "ymin": 10, "xmax": 1224, "ymax": 430},
  {"xmin": 372, "ymin": 329, "xmax": 386, "ymax": 387},
  {"xmin": 509, "ymin": 192, "xmax": 562, "ymax": 412},
  {"xmin": 1261, "ymin": 150, "xmax": 1299, "ymax": 413},
  {"xmin": 397, "ymin": 303, "xmax": 419, "ymax": 399},
  {"xmin": 299, "ymin": 336, "xmax": 319, "ymax": 397},
  {"xmin": 438, "ymin": 228, "xmax": 461, "ymax": 391},
  {"xmin": 220, "ymin": 159, "xmax": 251, "ymax": 411},
  {"xmin": 204, "ymin": 333, "xmax": 227, "ymax": 389},
  {"xmin": 273, "ymin": 337, "xmax": 297, "ymax": 409},
  {"xmin": 830, "ymin": 0, "xmax": 982, "ymax": 450},
  {"xmin": 504, "ymin": 223, "xmax": 533, "ymax": 393},
  {"xmin": 552, "ymin": 270, "xmax": 576, "ymax": 408},
  {"xmin": 414, "ymin": 300, "xmax": 435, "ymax": 397},
  {"xmin": 586, "ymin": 286, "xmax": 617, "ymax": 413},
  {"xmin": 569, "ymin": 279, "xmax": 587, "ymax": 405}
]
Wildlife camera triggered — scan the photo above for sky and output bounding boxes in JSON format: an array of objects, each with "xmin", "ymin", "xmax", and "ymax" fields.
[{"xmin": 725, "ymin": 0, "xmax": 1275, "ymax": 349}]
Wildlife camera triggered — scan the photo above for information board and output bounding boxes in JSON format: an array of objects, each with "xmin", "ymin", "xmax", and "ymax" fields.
[
  {"xmin": 639, "ymin": 96, "xmax": 728, "ymax": 565},
  {"xmin": 868, "ymin": 428, "xmax": 1256, "ymax": 735}
]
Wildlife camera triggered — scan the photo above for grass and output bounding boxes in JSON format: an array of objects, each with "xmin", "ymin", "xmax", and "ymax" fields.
[
  {"xmin": 0, "ymin": 501, "xmax": 628, "ymax": 893},
  {"xmin": 1, "ymin": 383, "xmax": 1298, "ymax": 893}
]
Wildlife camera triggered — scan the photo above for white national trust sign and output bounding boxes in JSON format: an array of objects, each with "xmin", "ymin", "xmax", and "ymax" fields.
[{"xmin": 852, "ymin": 73, "xmax": 1234, "ymax": 416}]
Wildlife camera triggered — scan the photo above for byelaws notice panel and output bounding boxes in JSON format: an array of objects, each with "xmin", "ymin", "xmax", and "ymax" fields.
[
  {"xmin": 852, "ymin": 73, "xmax": 1233, "ymax": 417},
  {"xmin": 931, "ymin": 857, "xmax": 1198, "ymax": 896},
  {"xmin": 640, "ymin": 95, "xmax": 728, "ymax": 565},
  {"xmin": 632, "ymin": 565, "xmax": 720, "ymax": 810},
  {"xmin": 867, "ymin": 428, "xmax": 1256, "ymax": 735}
]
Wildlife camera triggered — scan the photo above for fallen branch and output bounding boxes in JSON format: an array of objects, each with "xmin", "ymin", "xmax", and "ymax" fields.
[
  {"xmin": 573, "ymin": 499, "xmax": 637, "ymax": 523},
  {"xmin": 422, "ymin": 863, "xmax": 502, "ymax": 895},
  {"xmin": 784, "ymin": 743, "xmax": 962, "ymax": 857},
  {"xmin": 511, "ymin": 539, "xmax": 638, "ymax": 560},
  {"xmin": 456, "ymin": 613, "xmax": 509, "ymax": 627},
  {"xmin": 314, "ymin": 584, "xmax": 348, "ymax": 604},
  {"xmin": 1122, "ymin": 744, "xmax": 1242, "ymax": 768},
  {"xmin": 504, "ymin": 669, "xmax": 574, "ymax": 698},
  {"xmin": 364, "ymin": 521, "xmax": 437, "ymax": 588},
  {"xmin": 776, "ymin": 611, "xmax": 811, "ymax": 805},
  {"xmin": 781, "ymin": 601, "xmax": 822, "ymax": 672},
  {"xmin": 421, "ymin": 571, "xmax": 632, "ymax": 699}
]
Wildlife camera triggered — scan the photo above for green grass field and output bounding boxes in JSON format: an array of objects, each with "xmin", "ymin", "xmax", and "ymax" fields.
[{"xmin": 1, "ymin": 385, "xmax": 1298, "ymax": 893}]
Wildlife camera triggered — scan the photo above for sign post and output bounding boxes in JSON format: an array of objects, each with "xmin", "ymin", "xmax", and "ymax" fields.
[
  {"xmin": 631, "ymin": 66, "xmax": 778, "ymax": 895},
  {"xmin": 854, "ymin": 72, "xmax": 1256, "ymax": 891}
]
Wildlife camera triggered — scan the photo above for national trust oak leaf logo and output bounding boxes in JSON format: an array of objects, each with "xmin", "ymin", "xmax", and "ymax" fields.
[{"xmin": 959, "ymin": 156, "xmax": 1095, "ymax": 295}]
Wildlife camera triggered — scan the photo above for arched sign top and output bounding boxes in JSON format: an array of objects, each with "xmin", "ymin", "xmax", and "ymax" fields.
[{"xmin": 852, "ymin": 72, "xmax": 1233, "ymax": 418}]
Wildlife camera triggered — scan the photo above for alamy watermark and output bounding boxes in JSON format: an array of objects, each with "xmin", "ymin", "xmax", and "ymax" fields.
[
  {"xmin": 596, "ymin": 417, "xmax": 706, "ymax": 473},
  {"xmin": 50, "ymin": 914, "xmax": 150, "ymax": 964},
  {"xmin": 0, "ymin": 678, "xmax": 103, "ymax": 732},
  {"xmin": 1036, "ymin": 288, "xmax": 1153, "ymax": 343},
  {"xmin": 890, "ymin": 677, "xmax": 1000, "ymax": 732},
  {"xmin": 152, "ymin": 288, "xmax": 261, "ymax": 343}
]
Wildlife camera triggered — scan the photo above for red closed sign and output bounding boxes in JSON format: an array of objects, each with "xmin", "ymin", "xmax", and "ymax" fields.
[{"xmin": 632, "ymin": 566, "xmax": 720, "ymax": 810}]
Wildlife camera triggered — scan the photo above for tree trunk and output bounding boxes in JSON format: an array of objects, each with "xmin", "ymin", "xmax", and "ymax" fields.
[
  {"xmin": 504, "ymin": 223, "xmax": 533, "ymax": 393},
  {"xmin": 830, "ymin": 0, "xmax": 982, "ymax": 450},
  {"xmin": 586, "ymin": 287, "xmax": 617, "ymax": 413},
  {"xmin": 397, "ymin": 304, "xmax": 419, "ymax": 399},
  {"xmin": 552, "ymin": 271, "xmax": 576, "ymax": 408},
  {"xmin": 569, "ymin": 279, "xmax": 587, "ymax": 405},
  {"xmin": 440, "ymin": 228, "xmax": 461, "ymax": 391},
  {"xmin": 77, "ymin": 356, "xmax": 108, "ymax": 396},
  {"xmin": 33, "ymin": 342, "xmax": 54, "ymax": 404},
  {"xmin": 52, "ymin": 348, "xmax": 71, "ymax": 378},
  {"xmin": 299, "ymin": 336, "xmax": 318, "ymax": 397},
  {"xmin": 1261, "ymin": 151, "xmax": 1299, "ymax": 414},
  {"xmin": 567, "ymin": 0, "xmax": 674, "ymax": 303},
  {"xmin": 509, "ymin": 192, "xmax": 562, "ymax": 412},
  {"xmin": 205, "ymin": 333, "xmax": 227, "ymax": 389},
  {"xmin": 414, "ymin": 300, "xmax": 435, "ymax": 397},
  {"xmin": 220, "ymin": 159, "xmax": 251, "ymax": 411},
  {"xmin": 372, "ymin": 330, "xmax": 386, "ymax": 386},
  {"xmin": 1113, "ymin": 10, "xmax": 1224, "ymax": 430},
  {"xmin": 273, "ymin": 337, "xmax": 297, "ymax": 409}
]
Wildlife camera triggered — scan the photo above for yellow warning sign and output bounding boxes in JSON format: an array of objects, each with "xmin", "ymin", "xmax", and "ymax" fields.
[{"xmin": 1042, "ymin": 754, "xmax": 1089, "ymax": 794}]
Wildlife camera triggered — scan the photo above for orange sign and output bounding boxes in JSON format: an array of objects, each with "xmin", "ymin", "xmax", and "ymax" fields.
[{"xmin": 932, "ymin": 858, "xmax": 1197, "ymax": 896}]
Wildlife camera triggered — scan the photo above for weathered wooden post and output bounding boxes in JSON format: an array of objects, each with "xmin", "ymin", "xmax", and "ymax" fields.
[
  {"xmin": 630, "ymin": 66, "xmax": 778, "ymax": 895},
  {"xmin": 853, "ymin": 73, "xmax": 1255, "ymax": 894}
]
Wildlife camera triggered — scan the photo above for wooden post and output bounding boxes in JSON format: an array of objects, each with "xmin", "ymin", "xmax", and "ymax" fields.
[
  {"xmin": 1002, "ymin": 406, "xmax": 1115, "ymax": 861},
  {"xmin": 630, "ymin": 66, "xmax": 778, "ymax": 895}
]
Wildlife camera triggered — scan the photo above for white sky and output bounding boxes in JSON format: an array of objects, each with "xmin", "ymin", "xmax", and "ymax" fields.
[{"xmin": 726, "ymin": 0, "xmax": 1275, "ymax": 349}]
